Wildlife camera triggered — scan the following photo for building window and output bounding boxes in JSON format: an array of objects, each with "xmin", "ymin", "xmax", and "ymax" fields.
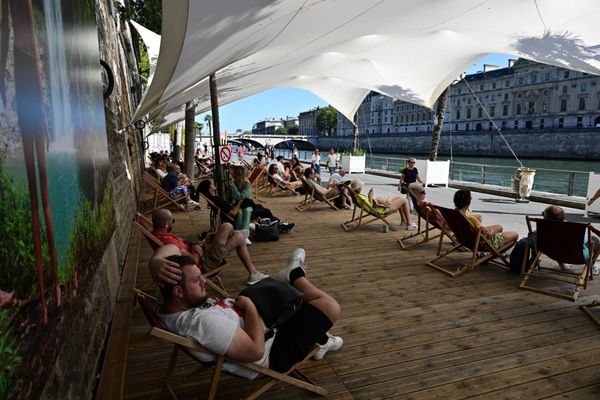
[
  {"xmin": 456, "ymin": 109, "xmax": 461, "ymax": 119},
  {"xmin": 562, "ymin": 86, "xmax": 568, "ymax": 94},
  {"xmin": 544, "ymin": 72, "xmax": 550, "ymax": 81},
  {"xmin": 531, "ymin": 74, "xmax": 537, "ymax": 84},
  {"xmin": 490, "ymin": 105, "xmax": 495, "ymax": 117},
  {"xmin": 475, "ymin": 123, "xmax": 481, "ymax": 131},
  {"xmin": 504, "ymin": 93, "xmax": 509, "ymax": 101},
  {"xmin": 416, "ymin": 126, "xmax": 419, "ymax": 132},
  {"xmin": 528, "ymin": 101, "xmax": 535, "ymax": 114},
  {"xmin": 540, "ymin": 119, "xmax": 545, "ymax": 129},
  {"xmin": 518, "ymin": 77, "xmax": 524, "ymax": 85},
  {"xmin": 542, "ymin": 101, "xmax": 548, "ymax": 112},
  {"xmin": 492, "ymin": 82, "xmax": 496, "ymax": 89},
  {"xmin": 466, "ymin": 108, "xmax": 471, "ymax": 119},
  {"xmin": 564, "ymin": 71, "xmax": 570, "ymax": 79},
  {"xmin": 577, "ymin": 116, "xmax": 583, "ymax": 128},
  {"xmin": 503, "ymin": 104, "xmax": 508, "ymax": 116},
  {"xmin": 479, "ymin": 84, "xmax": 484, "ymax": 91},
  {"xmin": 581, "ymin": 83, "xmax": 587, "ymax": 92},
  {"xmin": 560, "ymin": 99, "xmax": 567, "ymax": 112},
  {"xmin": 514, "ymin": 120, "xmax": 519, "ymax": 129},
  {"xmin": 505, "ymin": 80, "xmax": 510, "ymax": 88},
  {"xmin": 455, "ymin": 124, "xmax": 459, "ymax": 131},
  {"xmin": 478, "ymin": 107, "xmax": 483, "ymax": 118},
  {"xmin": 579, "ymin": 97, "xmax": 586, "ymax": 110},
  {"xmin": 502, "ymin": 120, "xmax": 507, "ymax": 129},
  {"xmin": 516, "ymin": 104, "xmax": 522, "ymax": 115},
  {"xmin": 558, "ymin": 117, "xmax": 564, "ymax": 128},
  {"xmin": 488, "ymin": 122, "xmax": 493, "ymax": 131}
]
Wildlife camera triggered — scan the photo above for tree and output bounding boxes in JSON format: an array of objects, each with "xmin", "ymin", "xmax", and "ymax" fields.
[
  {"xmin": 115, "ymin": 0, "xmax": 162, "ymax": 33},
  {"xmin": 429, "ymin": 87, "xmax": 449, "ymax": 161},
  {"xmin": 287, "ymin": 124, "xmax": 299, "ymax": 135},
  {"xmin": 275, "ymin": 126, "xmax": 288, "ymax": 135},
  {"xmin": 204, "ymin": 114, "xmax": 213, "ymax": 136},
  {"xmin": 194, "ymin": 121, "xmax": 203, "ymax": 135},
  {"xmin": 316, "ymin": 105, "xmax": 338, "ymax": 136}
]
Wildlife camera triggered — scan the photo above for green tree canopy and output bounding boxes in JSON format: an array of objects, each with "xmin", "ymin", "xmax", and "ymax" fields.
[
  {"xmin": 275, "ymin": 126, "xmax": 288, "ymax": 135},
  {"xmin": 287, "ymin": 124, "xmax": 299, "ymax": 135},
  {"xmin": 316, "ymin": 106, "xmax": 338, "ymax": 136},
  {"xmin": 116, "ymin": 0, "xmax": 162, "ymax": 33}
]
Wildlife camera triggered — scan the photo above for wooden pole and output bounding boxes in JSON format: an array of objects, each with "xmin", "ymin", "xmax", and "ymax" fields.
[
  {"xmin": 184, "ymin": 100, "xmax": 196, "ymax": 177},
  {"xmin": 209, "ymin": 73, "xmax": 225, "ymax": 198}
]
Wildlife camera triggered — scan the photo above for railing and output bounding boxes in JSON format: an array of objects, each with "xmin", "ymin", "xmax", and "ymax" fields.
[{"xmin": 365, "ymin": 155, "xmax": 589, "ymax": 197}]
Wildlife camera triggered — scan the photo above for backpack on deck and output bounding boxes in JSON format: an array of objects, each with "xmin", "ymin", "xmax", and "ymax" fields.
[{"xmin": 509, "ymin": 237, "xmax": 534, "ymax": 274}]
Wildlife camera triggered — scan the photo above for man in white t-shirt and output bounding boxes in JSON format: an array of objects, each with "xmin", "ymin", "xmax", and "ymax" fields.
[{"xmin": 152, "ymin": 245, "xmax": 343, "ymax": 378}]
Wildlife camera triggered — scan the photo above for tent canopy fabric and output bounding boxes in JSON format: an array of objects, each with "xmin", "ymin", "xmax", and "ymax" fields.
[{"xmin": 132, "ymin": 0, "xmax": 600, "ymax": 125}]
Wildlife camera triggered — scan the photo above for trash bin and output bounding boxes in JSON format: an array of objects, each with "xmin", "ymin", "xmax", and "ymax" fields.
[{"xmin": 517, "ymin": 168, "xmax": 536, "ymax": 201}]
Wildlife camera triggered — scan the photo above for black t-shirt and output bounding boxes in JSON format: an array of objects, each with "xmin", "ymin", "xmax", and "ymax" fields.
[
  {"xmin": 401, "ymin": 167, "xmax": 419, "ymax": 185},
  {"xmin": 208, "ymin": 194, "xmax": 233, "ymax": 213}
]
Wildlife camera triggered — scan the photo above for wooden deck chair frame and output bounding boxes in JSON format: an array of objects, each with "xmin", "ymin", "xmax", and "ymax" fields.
[
  {"xmin": 198, "ymin": 192, "xmax": 237, "ymax": 232},
  {"xmin": 247, "ymin": 165, "xmax": 267, "ymax": 200},
  {"xmin": 579, "ymin": 300, "xmax": 600, "ymax": 329},
  {"xmin": 341, "ymin": 185, "xmax": 397, "ymax": 232},
  {"xmin": 519, "ymin": 216, "xmax": 595, "ymax": 301},
  {"xmin": 194, "ymin": 158, "xmax": 213, "ymax": 180},
  {"xmin": 425, "ymin": 206, "xmax": 515, "ymax": 278},
  {"xmin": 397, "ymin": 188, "xmax": 447, "ymax": 250},
  {"xmin": 134, "ymin": 290, "xmax": 327, "ymax": 400},
  {"xmin": 267, "ymin": 174, "xmax": 300, "ymax": 197},
  {"xmin": 143, "ymin": 172, "xmax": 188, "ymax": 214},
  {"xmin": 296, "ymin": 176, "xmax": 340, "ymax": 212},
  {"xmin": 133, "ymin": 213, "xmax": 229, "ymax": 298}
]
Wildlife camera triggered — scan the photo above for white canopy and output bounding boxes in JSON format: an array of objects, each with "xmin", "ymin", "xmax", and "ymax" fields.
[
  {"xmin": 133, "ymin": 0, "xmax": 600, "ymax": 124},
  {"xmin": 130, "ymin": 20, "xmax": 161, "ymax": 85}
]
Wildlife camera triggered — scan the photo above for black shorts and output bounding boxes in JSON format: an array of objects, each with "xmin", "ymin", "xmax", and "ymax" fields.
[{"xmin": 269, "ymin": 304, "xmax": 332, "ymax": 372}]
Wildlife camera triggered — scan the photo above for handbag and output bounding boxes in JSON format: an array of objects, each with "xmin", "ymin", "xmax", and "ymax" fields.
[
  {"xmin": 254, "ymin": 218, "xmax": 280, "ymax": 242},
  {"xmin": 239, "ymin": 277, "xmax": 303, "ymax": 328}
]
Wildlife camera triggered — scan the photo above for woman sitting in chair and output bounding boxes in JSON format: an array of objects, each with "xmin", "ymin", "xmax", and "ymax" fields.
[
  {"xmin": 350, "ymin": 179, "xmax": 415, "ymax": 229},
  {"xmin": 268, "ymin": 164, "xmax": 303, "ymax": 191},
  {"xmin": 198, "ymin": 179, "xmax": 294, "ymax": 245},
  {"xmin": 453, "ymin": 189, "xmax": 518, "ymax": 248}
]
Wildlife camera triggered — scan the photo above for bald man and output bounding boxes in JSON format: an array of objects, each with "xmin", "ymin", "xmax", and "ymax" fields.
[{"xmin": 151, "ymin": 209, "xmax": 268, "ymax": 285}]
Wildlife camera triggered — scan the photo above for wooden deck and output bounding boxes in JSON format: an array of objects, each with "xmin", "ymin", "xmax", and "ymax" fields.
[{"xmin": 122, "ymin": 191, "xmax": 600, "ymax": 400}]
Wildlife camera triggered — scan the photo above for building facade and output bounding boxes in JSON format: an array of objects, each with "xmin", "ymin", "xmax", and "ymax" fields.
[
  {"xmin": 333, "ymin": 58, "xmax": 600, "ymax": 136},
  {"xmin": 299, "ymin": 107, "xmax": 323, "ymax": 136}
]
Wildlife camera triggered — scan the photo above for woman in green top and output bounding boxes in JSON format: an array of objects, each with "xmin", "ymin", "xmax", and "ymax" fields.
[{"xmin": 350, "ymin": 179, "xmax": 416, "ymax": 230}]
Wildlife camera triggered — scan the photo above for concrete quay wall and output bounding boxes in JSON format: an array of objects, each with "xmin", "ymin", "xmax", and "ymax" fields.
[{"xmin": 316, "ymin": 129, "xmax": 600, "ymax": 160}]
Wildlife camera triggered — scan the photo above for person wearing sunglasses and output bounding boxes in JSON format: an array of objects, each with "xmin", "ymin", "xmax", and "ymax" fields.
[{"xmin": 398, "ymin": 158, "xmax": 423, "ymax": 195}]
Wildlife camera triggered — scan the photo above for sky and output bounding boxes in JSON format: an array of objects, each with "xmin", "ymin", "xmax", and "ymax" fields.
[{"xmin": 196, "ymin": 53, "xmax": 514, "ymax": 133}]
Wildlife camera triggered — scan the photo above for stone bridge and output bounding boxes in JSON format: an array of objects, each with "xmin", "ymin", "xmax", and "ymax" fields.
[{"xmin": 232, "ymin": 134, "xmax": 317, "ymax": 149}]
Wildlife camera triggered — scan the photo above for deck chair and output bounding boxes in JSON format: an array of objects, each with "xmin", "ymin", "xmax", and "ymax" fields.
[
  {"xmin": 198, "ymin": 192, "xmax": 237, "ymax": 232},
  {"xmin": 579, "ymin": 300, "xmax": 600, "ymax": 329},
  {"xmin": 134, "ymin": 290, "xmax": 327, "ymax": 400},
  {"xmin": 397, "ymin": 189, "xmax": 454, "ymax": 250},
  {"xmin": 247, "ymin": 165, "xmax": 267, "ymax": 200},
  {"xmin": 267, "ymin": 174, "xmax": 299, "ymax": 197},
  {"xmin": 341, "ymin": 185, "xmax": 397, "ymax": 232},
  {"xmin": 133, "ymin": 213, "xmax": 229, "ymax": 297},
  {"xmin": 519, "ymin": 216, "xmax": 596, "ymax": 301},
  {"xmin": 296, "ymin": 176, "xmax": 340, "ymax": 211},
  {"xmin": 143, "ymin": 172, "xmax": 188, "ymax": 214},
  {"xmin": 194, "ymin": 158, "xmax": 213, "ymax": 179},
  {"xmin": 425, "ymin": 206, "xmax": 516, "ymax": 278}
]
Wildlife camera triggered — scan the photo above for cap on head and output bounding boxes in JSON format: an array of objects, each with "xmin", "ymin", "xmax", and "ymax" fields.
[{"xmin": 350, "ymin": 179, "xmax": 363, "ymax": 192}]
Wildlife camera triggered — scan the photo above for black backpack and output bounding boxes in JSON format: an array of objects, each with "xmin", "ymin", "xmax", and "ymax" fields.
[{"xmin": 509, "ymin": 237, "xmax": 534, "ymax": 274}]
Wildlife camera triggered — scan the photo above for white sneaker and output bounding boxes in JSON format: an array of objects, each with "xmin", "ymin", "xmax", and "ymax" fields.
[
  {"xmin": 313, "ymin": 333, "xmax": 343, "ymax": 360},
  {"xmin": 408, "ymin": 222, "xmax": 418, "ymax": 229},
  {"xmin": 592, "ymin": 265, "xmax": 599, "ymax": 276},
  {"xmin": 278, "ymin": 248, "xmax": 306, "ymax": 283},
  {"xmin": 246, "ymin": 270, "xmax": 268, "ymax": 285},
  {"xmin": 245, "ymin": 237, "xmax": 252, "ymax": 246}
]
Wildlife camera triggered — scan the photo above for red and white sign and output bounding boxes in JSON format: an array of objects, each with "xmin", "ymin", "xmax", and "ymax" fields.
[{"xmin": 220, "ymin": 146, "xmax": 232, "ymax": 163}]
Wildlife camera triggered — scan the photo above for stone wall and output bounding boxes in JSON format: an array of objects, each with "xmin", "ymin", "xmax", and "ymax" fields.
[
  {"xmin": 316, "ymin": 129, "xmax": 600, "ymax": 160},
  {"xmin": 39, "ymin": 0, "xmax": 144, "ymax": 398}
]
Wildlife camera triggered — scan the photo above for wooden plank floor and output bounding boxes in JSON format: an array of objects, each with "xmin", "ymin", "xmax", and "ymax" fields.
[{"xmin": 123, "ymin": 191, "xmax": 600, "ymax": 400}]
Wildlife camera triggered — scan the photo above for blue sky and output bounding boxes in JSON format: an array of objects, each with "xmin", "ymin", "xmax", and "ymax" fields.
[{"xmin": 196, "ymin": 53, "xmax": 514, "ymax": 133}]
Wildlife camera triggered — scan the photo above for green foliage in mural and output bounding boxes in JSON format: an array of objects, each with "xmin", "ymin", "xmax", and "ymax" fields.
[
  {"xmin": 0, "ymin": 166, "xmax": 50, "ymax": 298},
  {"xmin": 62, "ymin": 181, "xmax": 115, "ymax": 285},
  {"xmin": 0, "ymin": 309, "xmax": 22, "ymax": 399}
]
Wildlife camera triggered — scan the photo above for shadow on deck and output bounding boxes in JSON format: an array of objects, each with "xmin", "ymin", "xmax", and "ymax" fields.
[{"xmin": 120, "ymin": 189, "xmax": 600, "ymax": 400}]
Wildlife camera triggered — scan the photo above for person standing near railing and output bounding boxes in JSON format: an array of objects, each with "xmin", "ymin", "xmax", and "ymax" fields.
[{"xmin": 398, "ymin": 158, "xmax": 423, "ymax": 193}]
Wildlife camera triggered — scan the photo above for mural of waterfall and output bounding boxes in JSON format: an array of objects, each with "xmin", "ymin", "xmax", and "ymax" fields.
[{"xmin": 0, "ymin": 0, "xmax": 114, "ymax": 398}]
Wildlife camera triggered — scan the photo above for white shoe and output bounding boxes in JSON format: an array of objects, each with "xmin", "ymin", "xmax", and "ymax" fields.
[
  {"xmin": 593, "ymin": 265, "xmax": 599, "ymax": 276},
  {"xmin": 245, "ymin": 237, "xmax": 252, "ymax": 246},
  {"xmin": 313, "ymin": 333, "xmax": 343, "ymax": 360},
  {"xmin": 246, "ymin": 270, "xmax": 268, "ymax": 285},
  {"xmin": 278, "ymin": 248, "xmax": 306, "ymax": 283},
  {"xmin": 408, "ymin": 222, "xmax": 418, "ymax": 229}
]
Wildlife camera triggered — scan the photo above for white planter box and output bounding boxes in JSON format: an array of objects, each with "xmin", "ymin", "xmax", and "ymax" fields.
[
  {"xmin": 414, "ymin": 159, "xmax": 450, "ymax": 187},
  {"xmin": 585, "ymin": 171, "xmax": 600, "ymax": 216},
  {"xmin": 340, "ymin": 155, "xmax": 366, "ymax": 174}
]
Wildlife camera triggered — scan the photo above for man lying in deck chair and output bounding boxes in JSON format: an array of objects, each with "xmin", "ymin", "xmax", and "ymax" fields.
[
  {"xmin": 351, "ymin": 179, "xmax": 415, "ymax": 229},
  {"xmin": 152, "ymin": 246, "xmax": 343, "ymax": 378},
  {"xmin": 304, "ymin": 167, "xmax": 351, "ymax": 209},
  {"xmin": 151, "ymin": 209, "xmax": 269, "ymax": 285}
]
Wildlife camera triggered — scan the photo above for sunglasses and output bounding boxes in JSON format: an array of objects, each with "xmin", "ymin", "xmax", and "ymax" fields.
[{"xmin": 418, "ymin": 191, "xmax": 426, "ymax": 194}]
